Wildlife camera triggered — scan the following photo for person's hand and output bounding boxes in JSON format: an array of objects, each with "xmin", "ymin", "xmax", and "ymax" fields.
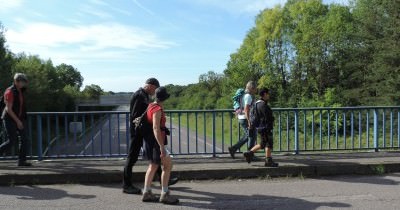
[
  {"xmin": 17, "ymin": 120, "xmax": 24, "ymax": 130},
  {"xmin": 160, "ymin": 147, "xmax": 166, "ymax": 159}
]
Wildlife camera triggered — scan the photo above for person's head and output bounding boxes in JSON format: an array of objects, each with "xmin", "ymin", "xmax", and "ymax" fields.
[
  {"xmin": 143, "ymin": 78, "xmax": 160, "ymax": 96},
  {"xmin": 155, "ymin": 86, "xmax": 170, "ymax": 104},
  {"xmin": 259, "ymin": 88, "xmax": 270, "ymax": 101},
  {"xmin": 13, "ymin": 73, "xmax": 28, "ymax": 90},
  {"xmin": 245, "ymin": 81, "xmax": 257, "ymax": 95}
]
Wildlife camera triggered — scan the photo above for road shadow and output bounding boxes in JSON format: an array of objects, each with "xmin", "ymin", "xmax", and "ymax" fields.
[
  {"xmin": 0, "ymin": 185, "xmax": 96, "ymax": 200},
  {"xmin": 172, "ymin": 186, "xmax": 351, "ymax": 210}
]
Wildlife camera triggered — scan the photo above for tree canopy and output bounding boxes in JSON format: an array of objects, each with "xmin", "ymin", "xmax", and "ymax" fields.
[{"xmin": 165, "ymin": 0, "xmax": 399, "ymax": 110}]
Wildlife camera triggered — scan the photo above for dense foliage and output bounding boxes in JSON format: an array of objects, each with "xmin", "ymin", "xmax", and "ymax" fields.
[
  {"xmin": 0, "ymin": 24, "xmax": 104, "ymax": 112},
  {"xmin": 165, "ymin": 0, "xmax": 399, "ymax": 110}
]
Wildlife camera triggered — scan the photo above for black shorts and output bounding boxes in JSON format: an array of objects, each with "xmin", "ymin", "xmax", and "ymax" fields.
[
  {"xmin": 143, "ymin": 134, "xmax": 160, "ymax": 164},
  {"xmin": 259, "ymin": 130, "xmax": 273, "ymax": 149},
  {"xmin": 142, "ymin": 133, "xmax": 167, "ymax": 165}
]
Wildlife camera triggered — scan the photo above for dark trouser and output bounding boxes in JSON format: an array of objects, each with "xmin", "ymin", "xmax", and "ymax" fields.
[
  {"xmin": 123, "ymin": 124, "xmax": 163, "ymax": 187},
  {"xmin": 231, "ymin": 119, "xmax": 256, "ymax": 151},
  {"xmin": 123, "ymin": 124, "xmax": 144, "ymax": 187},
  {"xmin": 0, "ymin": 117, "xmax": 28, "ymax": 163}
]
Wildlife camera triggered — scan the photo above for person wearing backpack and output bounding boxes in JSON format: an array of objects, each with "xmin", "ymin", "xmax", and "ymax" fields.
[
  {"xmin": 0, "ymin": 73, "xmax": 31, "ymax": 167},
  {"xmin": 123, "ymin": 78, "xmax": 178, "ymax": 195},
  {"xmin": 243, "ymin": 88, "xmax": 278, "ymax": 167},
  {"xmin": 141, "ymin": 87, "xmax": 179, "ymax": 205},
  {"xmin": 228, "ymin": 81, "xmax": 257, "ymax": 159}
]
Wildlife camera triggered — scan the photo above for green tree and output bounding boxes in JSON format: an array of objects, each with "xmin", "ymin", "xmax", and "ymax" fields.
[
  {"xmin": 56, "ymin": 63, "xmax": 84, "ymax": 89},
  {"xmin": 82, "ymin": 84, "xmax": 104, "ymax": 100},
  {"xmin": 0, "ymin": 23, "xmax": 13, "ymax": 92}
]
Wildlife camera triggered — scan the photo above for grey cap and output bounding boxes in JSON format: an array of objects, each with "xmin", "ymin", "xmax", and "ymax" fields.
[{"xmin": 14, "ymin": 73, "xmax": 28, "ymax": 82}]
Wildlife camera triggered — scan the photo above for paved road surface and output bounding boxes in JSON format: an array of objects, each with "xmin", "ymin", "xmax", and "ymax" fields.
[
  {"xmin": 1, "ymin": 173, "xmax": 399, "ymax": 210},
  {"xmin": 47, "ymin": 105, "xmax": 224, "ymax": 157}
]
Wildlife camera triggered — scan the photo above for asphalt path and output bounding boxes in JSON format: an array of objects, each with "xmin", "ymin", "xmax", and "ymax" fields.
[
  {"xmin": 1, "ymin": 173, "xmax": 400, "ymax": 210},
  {"xmin": 46, "ymin": 106, "xmax": 223, "ymax": 157}
]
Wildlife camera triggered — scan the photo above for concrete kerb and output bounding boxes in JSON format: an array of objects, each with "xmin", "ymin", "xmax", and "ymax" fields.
[{"xmin": 1, "ymin": 152, "xmax": 400, "ymax": 186}]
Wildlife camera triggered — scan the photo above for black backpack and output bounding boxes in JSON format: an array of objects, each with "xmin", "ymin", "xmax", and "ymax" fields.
[{"xmin": 249, "ymin": 100, "xmax": 264, "ymax": 129}]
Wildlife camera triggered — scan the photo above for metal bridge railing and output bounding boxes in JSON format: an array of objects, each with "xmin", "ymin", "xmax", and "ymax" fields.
[{"xmin": 0, "ymin": 106, "xmax": 399, "ymax": 160}]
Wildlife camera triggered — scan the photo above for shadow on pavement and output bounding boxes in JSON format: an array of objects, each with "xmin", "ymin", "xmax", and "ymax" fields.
[
  {"xmin": 0, "ymin": 185, "xmax": 96, "ymax": 200},
  {"xmin": 172, "ymin": 186, "xmax": 351, "ymax": 210}
]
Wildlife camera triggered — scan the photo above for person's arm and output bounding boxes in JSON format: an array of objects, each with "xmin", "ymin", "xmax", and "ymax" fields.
[
  {"xmin": 5, "ymin": 96, "xmax": 24, "ymax": 129},
  {"xmin": 244, "ymin": 104, "xmax": 251, "ymax": 127},
  {"xmin": 152, "ymin": 110, "xmax": 166, "ymax": 157}
]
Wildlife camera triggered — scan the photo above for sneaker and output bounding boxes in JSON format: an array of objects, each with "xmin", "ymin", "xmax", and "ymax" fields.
[
  {"xmin": 264, "ymin": 160, "xmax": 279, "ymax": 167},
  {"xmin": 17, "ymin": 162, "xmax": 32, "ymax": 167},
  {"xmin": 228, "ymin": 147, "xmax": 235, "ymax": 159},
  {"xmin": 123, "ymin": 185, "xmax": 142, "ymax": 194},
  {"xmin": 160, "ymin": 191, "xmax": 179, "ymax": 205},
  {"xmin": 243, "ymin": 151, "xmax": 254, "ymax": 164},
  {"xmin": 142, "ymin": 191, "xmax": 159, "ymax": 202}
]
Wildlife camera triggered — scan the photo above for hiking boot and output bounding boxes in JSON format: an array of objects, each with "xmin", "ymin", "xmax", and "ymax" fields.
[
  {"xmin": 123, "ymin": 185, "xmax": 142, "ymax": 194},
  {"xmin": 160, "ymin": 191, "xmax": 179, "ymax": 205},
  {"xmin": 265, "ymin": 159, "xmax": 279, "ymax": 167},
  {"xmin": 228, "ymin": 147, "xmax": 235, "ymax": 159},
  {"xmin": 243, "ymin": 151, "xmax": 254, "ymax": 164},
  {"xmin": 142, "ymin": 191, "xmax": 159, "ymax": 202}
]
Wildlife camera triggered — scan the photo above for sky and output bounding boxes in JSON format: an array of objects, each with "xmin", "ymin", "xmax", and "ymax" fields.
[{"xmin": 0, "ymin": 0, "xmax": 348, "ymax": 92}]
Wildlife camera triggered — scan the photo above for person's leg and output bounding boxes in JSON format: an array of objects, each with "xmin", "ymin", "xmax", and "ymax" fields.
[
  {"xmin": 264, "ymin": 132, "xmax": 278, "ymax": 167},
  {"xmin": 244, "ymin": 131, "xmax": 265, "ymax": 164},
  {"xmin": 161, "ymin": 155, "xmax": 173, "ymax": 189},
  {"xmin": 123, "ymin": 125, "xmax": 143, "ymax": 193},
  {"xmin": 142, "ymin": 163, "xmax": 159, "ymax": 202},
  {"xmin": 159, "ymin": 155, "xmax": 179, "ymax": 205},
  {"xmin": 228, "ymin": 119, "xmax": 249, "ymax": 158},
  {"xmin": 17, "ymin": 125, "xmax": 30, "ymax": 166},
  {"xmin": 0, "ymin": 119, "xmax": 17, "ymax": 157},
  {"xmin": 247, "ymin": 128, "xmax": 256, "ymax": 150}
]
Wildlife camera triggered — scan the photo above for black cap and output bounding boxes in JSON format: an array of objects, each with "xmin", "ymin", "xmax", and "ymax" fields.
[
  {"xmin": 145, "ymin": 78, "xmax": 160, "ymax": 88},
  {"xmin": 155, "ymin": 86, "xmax": 170, "ymax": 102}
]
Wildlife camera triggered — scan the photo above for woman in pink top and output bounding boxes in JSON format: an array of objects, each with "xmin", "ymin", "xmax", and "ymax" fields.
[{"xmin": 141, "ymin": 87, "xmax": 179, "ymax": 205}]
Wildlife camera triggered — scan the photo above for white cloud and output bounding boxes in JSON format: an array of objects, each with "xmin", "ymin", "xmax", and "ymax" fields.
[
  {"xmin": 0, "ymin": 0, "xmax": 23, "ymax": 12},
  {"xmin": 79, "ymin": 5, "xmax": 113, "ymax": 19},
  {"xmin": 190, "ymin": 0, "xmax": 286, "ymax": 15},
  {"xmin": 5, "ymin": 22, "xmax": 175, "ymax": 64}
]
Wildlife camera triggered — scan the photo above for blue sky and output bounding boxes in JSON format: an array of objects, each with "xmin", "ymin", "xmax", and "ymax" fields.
[{"xmin": 0, "ymin": 0, "xmax": 348, "ymax": 92}]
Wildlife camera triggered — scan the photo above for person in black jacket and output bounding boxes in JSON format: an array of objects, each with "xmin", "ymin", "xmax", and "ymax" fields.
[
  {"xmin": 0, "ymin": 73, "xmax": 31, "ymax": 167},
  {"xmin": 243, "ymin": 88, "xmax": 278, "ymax": 167},
  {"xmin": 123, "ymin": 78, "xmax": 178, "ymax": 194}
]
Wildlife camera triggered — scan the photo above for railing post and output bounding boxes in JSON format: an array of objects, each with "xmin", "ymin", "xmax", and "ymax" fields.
[
  {"xmin": 294, "ymin": 110, "xmax": 299, "ymax": 155},
  {"xmin": 212, "ymin": 111, "xmax": 216, "ymax": 157},
  {"xmin": 373, "ymin": 109, "xmax": 379, "ymax": 152},
  {"xmin": 37, "ymin": 115, "xmax": 43, "ymax": 161}
]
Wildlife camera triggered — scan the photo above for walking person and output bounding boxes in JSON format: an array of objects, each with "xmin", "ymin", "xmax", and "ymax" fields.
[
  {"xmin": 0, "ymin": 73, "xmax": 31, "ymax": 166},
  {"xmin": 244, "ymin": 88, "xmax": 278, "ymax": 167},
  {"xmin": 141, "ymin": 87, "xmax": 179, "ymax": 205},
  {"xmin": 123, "ymin": 78, "xmax": 178, "ymax": 195},
  {"xmin": 228, "ymin": 81, "xmax": 257, "ymax": 159}
]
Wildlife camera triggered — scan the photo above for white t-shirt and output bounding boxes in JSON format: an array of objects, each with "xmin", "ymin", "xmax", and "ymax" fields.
[{"xmin": 237, "ymin": 93, "xmax": 253, "ymax": 120}]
